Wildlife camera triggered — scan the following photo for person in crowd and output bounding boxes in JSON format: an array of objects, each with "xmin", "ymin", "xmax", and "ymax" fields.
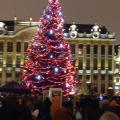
[
  {"xmin": 75, "ymin": 108, "xmax": 82, "ymax": 120},
  {"xmin": 52, "ymin": 101, "xmax": 74, "ymax": 120},
  {"xmin": 107, "ymin": 99, "xmax": 120, "ymax": 118},
  {"xmin": 42, "ymin": 97, "xmax": 52, "ymax": 120},
  {"xmin": 99, "ymin": 112, "xmax": 120, "ymax": 120}
]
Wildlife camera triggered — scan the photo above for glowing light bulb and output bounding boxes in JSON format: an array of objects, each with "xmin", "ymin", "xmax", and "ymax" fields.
[
  {"xmin": 47, "ymin": 15, "xmax": 50, "ymax": 19},
  {"xmin": 35, "ymin": 75, "xmax": 41, "ymax": 80},
  {"xmin": 60, "ymin": 44, "xmax": 63, "ymax": 48},
  {"xmin": 49, "ymin": 30, "xmax": 54, "ymax": 35},
  {"xmin": 54, "ymin": 67, "xmax": 59, "ymax": 73},
  {"xmin": 50, "ymin": 54, "xmax": 54, "ymax": 58}
]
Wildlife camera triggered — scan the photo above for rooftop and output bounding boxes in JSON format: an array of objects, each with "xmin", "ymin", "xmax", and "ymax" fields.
[{"xmin": 0, "ymin": 20, "xmax": 115, "ymax": 39}]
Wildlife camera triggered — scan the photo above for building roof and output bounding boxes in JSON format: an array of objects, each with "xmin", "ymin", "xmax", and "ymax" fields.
[
  {"xmin": 64, "ymin": 23, "xmax": 109, "ymax": 34},
  {"xmin": 0, "ymin": 20, "xmax": 15, "ymax": 31},
  {"xmin": 0, "ymin": 20, "xmax": 109, "ymax": 33}
]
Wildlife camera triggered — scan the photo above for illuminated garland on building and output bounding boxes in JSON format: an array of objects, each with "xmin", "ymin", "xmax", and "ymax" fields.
[{"xmin": 21, "ymin": 0, "xmax": 76, "ymax": 96}]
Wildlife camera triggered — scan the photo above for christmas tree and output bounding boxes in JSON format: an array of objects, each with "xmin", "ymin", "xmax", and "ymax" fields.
[{"xmin": 22, "ymin": 0, "xmax": 76, "ymax": 96}]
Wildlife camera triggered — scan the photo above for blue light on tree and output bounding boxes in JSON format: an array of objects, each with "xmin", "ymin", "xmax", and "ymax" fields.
[
  {"xmin": 46, "ymin": 30, "xmax": 54, "ymax": 39},
  {"xmin": 58, "ymin": 12, "xmax": 63, "ymax": 16},
  {"xmin": 35, "ymin": 75, "xmax": 42, "ymax": 80},
  {"xmin": 54, "ymin": 67, "xmax": 60, "ymax": 73},
  {"xmin": 49, "ymin": 30, "xmax": 54, "ymax": 35}
]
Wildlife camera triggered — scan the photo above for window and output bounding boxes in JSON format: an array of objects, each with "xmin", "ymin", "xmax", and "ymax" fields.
[
  {"xmin": 94, "ymin": 75, "xmax": 98, "ymax": 80},
  {"xmin": 70, "ymin": 44, "xmax": 75, "ymax": 54},
  {"xmin": 7, "ymin": 42, "xmax": 13, "ymax": 52},
  {"xmin": 101, "ymin": 59, "xmax": 105, "ymax": 70},
  {"xmin": 0, "ymin": 42, "xmax": 3, "ymax": 52},
  {"xmin": 0, "ymin": 57, "xmax": 3, "ymax": 67},
  {"xmin": 108, "ymin": 59, "xmax": 112, "ymax": 70},
  {"xmin": 86, "ymin": 59, "xmax": 90, "ymax": 70},
  {"xmin": 24, "ymin": 42, "xmax": 28, "ymax": 52},
  {"xmin": 108, "ymin": 45, "xmax": 112, "ymax": 55},
  {"xmin": 101, "ymin": 75, "xmax": 105, "ymax": 81},
  {"xmin": 78, "ymin": 75, "xmax": 82, "ymax": 82},
  {"xmin": 86, "ymin": 75, "xmax": 90, "ymax": 81},
  {"xmin": 6, "ymin": 73, "xmax": 12, "ymax": 77},
  {"xmin": 16, "ymin": 72, "xmax": 20, "ymax": 78},
  {"xmin": 78, "ymin": 58, "xmax": 83, "ymax": 70},
  {"xmin": 108, "ymin": 75, "xmax": 112, "ymax": 81},
  {"xmin": 78, "ymin": 44, "xmax": 83, "ymax": 56},
  {"xmin": 94, "ymin": 45, "xmax": 98, "ymax": 54},
  {"xmin": 16, "ymin": 56, "xmax": 21, "ymax": 67},
  {"xmin": 6, "ymin": 56, "xmax": 12, "ymax": 67},
  {"xmin": 16, "ymin": 42, "xmax": 21, "ymax": 52},
  {"xmin": 94, "ymin": 59, "xmax": 97, "ymax": 70},
  {"xmin": 86, "ymin": 45, "xmax": 90, "ymax": 54},
  {"xmin": 101, "ymin": 45, "xmax": 105, "ymax": 55}
]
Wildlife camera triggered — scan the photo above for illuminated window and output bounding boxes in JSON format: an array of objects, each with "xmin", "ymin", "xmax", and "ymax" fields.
[
  {"xmin": 7, "ymin": 42, "xmax": 13, "ymax": 52},
  {"xmin": 78, "ymin": 44, "xmax": 83, "ymax": 56},
  {"xmin": 0, "ymin": 42, "xmax": 3, "ymax": 52}
]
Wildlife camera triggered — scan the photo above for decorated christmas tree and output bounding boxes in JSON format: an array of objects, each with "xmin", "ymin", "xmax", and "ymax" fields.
[{"xmin": 22, "ymin": 0, "xmax": 76, "ymax": 96}]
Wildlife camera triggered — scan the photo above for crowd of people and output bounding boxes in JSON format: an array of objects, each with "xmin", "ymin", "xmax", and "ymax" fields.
[{"xmin": 0, "ymin": 92, "xmax": 120, "ymax": 120}]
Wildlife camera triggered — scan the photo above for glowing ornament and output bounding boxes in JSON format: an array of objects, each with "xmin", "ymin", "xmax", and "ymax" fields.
[
  {"xmin": 59, "ymin": 43, "xmax": 63, "ymax": 48},
  {"xmin": 33, "ymin": 42, "xmax": 38, "ymax": 46},
  {"xmin": 69, "ymin": 88, "xmax": 76, "ymax": 95},
  {"xmin": 54, "ymin": 67, "xmax": 60, "ymax": 73},
  {"xmin": 46, "ymin": 30, "xmax": 54, "ymax": 39},
  {"xmin": 50, "ymin": 54, "xmax": 54, "ymax": 58},
  {"xmin": 64, "ymin": 70, "xmax": 67, "ymax": 73},
  {"xmin": 49, "ymin": 30, "xmax": 54, "ymax": 35},
  {"xmin": 66, "ymin": 83, "xmax": 70, "ymax": 87},
  {"xmin": 35, "ymin": 75, "xmax": 42, "ymax": 80},
  {"xmin": 47, "ymin": 15, "xmax": 50, "ymax": 19},
  {"xmin": 23, "ymin": 69, "xmax": 27, "ymax": 73},
  {"xmin": 46, "ymin": 15, "xmax": 52, "ymax": 20},
  {"xmin": 58, "ymin": 12, "xmax": 63, "ymax": 16}
]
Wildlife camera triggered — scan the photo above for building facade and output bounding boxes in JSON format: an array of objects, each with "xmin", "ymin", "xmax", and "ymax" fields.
[
  {"xmin": 0, "ymin": 19, "xmax": 116, "ymax": 94},
  {"xmin": 114, "ymin": 45, "xmax": 120, "ymax": 94}
]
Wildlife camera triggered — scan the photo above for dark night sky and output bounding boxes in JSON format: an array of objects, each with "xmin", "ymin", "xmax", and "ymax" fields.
[{"xmin": 0, "ymin": 0, "xmax": 119, "ymax": 44}]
